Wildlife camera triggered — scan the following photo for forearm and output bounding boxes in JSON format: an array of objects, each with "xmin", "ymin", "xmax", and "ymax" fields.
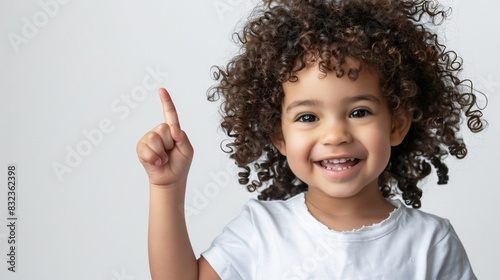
[{"xmin": 148, "ymin": 183, "xmax": 197, "ymax": 280}]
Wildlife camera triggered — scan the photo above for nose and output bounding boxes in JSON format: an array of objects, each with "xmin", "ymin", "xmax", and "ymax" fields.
[{"xmin": 319, "ymin": 120, "xmax": 353, "ymax": 146}]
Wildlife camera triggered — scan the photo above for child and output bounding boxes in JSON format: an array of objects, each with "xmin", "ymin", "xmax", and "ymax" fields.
[{"xmin": 137, "ymin": 0, "xmax": 484, "ymax": 279}]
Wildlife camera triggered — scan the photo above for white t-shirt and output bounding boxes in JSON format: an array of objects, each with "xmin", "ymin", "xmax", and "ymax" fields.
[{"xmin": 201, "ymin": 192, "xmax": 476, "ymax": 280}]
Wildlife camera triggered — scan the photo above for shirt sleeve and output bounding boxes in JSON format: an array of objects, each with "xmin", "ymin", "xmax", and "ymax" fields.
[
  {"xmin": 427, "ymin": 223, "xmax": 477, "ymax": 280},
  {"xmin": 201, "ymin": 202, "xmax": 259, "ymax": 280}
]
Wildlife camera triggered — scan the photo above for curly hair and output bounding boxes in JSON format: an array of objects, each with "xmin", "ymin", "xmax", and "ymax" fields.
[{"xmin": 207, "ymin": 0, "xmax": 485, "ymax": 208}]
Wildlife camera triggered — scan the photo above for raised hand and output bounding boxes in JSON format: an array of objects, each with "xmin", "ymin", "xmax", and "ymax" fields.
[{"xmin": 136, "ymin": 88, "xmax": 194, "ymax": 188}]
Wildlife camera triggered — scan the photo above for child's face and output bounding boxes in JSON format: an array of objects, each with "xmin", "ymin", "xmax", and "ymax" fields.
[{"xmin": 274, "ymin": 60, "xmax": 410, "ymax": 201}]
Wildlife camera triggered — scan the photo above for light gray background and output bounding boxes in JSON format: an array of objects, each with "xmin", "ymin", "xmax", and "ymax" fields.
[{"xmin": 0, "ymin": 0, "xmax": 498, "ymax": 279}]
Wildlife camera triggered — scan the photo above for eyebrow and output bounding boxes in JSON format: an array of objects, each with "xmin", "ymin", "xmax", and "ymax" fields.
[
  {"xmin": 346, "ymin": 94, "xmax": 381, "ymax": 105},
  {"xmin": 285, "ymin": 99, "xmax": 323, "ymax": 113},
  {"xmin": 285, "ymin": 94, "xmax": 381, "ymax": 113}
]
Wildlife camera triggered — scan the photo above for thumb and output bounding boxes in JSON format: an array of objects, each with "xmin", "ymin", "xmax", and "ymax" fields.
[{"xmin": 171, "ymin": 125, "xmax": 193, "ymax": 159}]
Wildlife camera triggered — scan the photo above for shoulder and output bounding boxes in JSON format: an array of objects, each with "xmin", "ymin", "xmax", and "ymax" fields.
[
  {"xmin": 244, "ymin": 192, "xmax": 303, "ymax": 213},
  {"xmin": 238, "ymin": 192, "xmax": 304, "ymax": 226},
  {"xmin": 395, "ymin": 202, "xmax": 476, "ymax": 278},
  {"xmin": 397, "ymin": 201, "xmax": 451, "ymax": 236},
  {"xmin": 389, "ymin": 200, "xmax": 456, "ymax": 249},
  {"xmin": 201, "ymin": 193, "xmax": 308, "ymax": 279},
  {"xmin": 213, "ymin": 192, "xmax": 305, "ymax": 237}
]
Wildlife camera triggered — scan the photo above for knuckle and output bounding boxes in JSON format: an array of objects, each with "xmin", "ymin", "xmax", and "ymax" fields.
[
  {"xmin": 158, "ymin": 123, "xmax": 170, "ymax": 133},
  {"xmin": 137, "ymin": 145, "xmax": 152, "ymax": 162},
  {"xmin": 136, "ymin": 141, "xmax": 144, "ymax": 153},
  {"xmin": 146, "ymin": 131, "xmax": 161, "ymax": 143},
  {"xmin": 154, "ymin": 123, "xmax": 171, "ymax": 135}
]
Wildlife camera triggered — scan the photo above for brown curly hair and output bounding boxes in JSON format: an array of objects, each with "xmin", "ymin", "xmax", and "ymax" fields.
[{"xmin": 207, "ymin": 0, "xmax": 485, "ymax": 208}]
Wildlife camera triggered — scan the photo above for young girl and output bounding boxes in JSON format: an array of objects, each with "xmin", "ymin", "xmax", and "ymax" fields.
[{"xmin": 137, "ymin": 0, "xmax": 484, "ymax": 279}]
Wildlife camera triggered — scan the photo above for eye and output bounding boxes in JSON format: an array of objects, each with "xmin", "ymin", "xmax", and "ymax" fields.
[
  {"xmin": 350, "ymin": 109, "xmax": 371, "ymax": 118},
  {"xmin": 296, "ymin": 114, "xmax": 318, "ymax": 122}
]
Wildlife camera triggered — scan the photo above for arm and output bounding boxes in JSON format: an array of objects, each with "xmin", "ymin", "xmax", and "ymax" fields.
[
  {"xmin": 137, "ymin": 88, "xmax": 220, "ymax": 280},
  {"xmin": 148, "ymin": 184, "xmax": 196, "ymax": 279}
]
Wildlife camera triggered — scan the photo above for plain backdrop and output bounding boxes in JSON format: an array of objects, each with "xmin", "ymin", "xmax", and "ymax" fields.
[{"xmin": 0, "ymin": 0, "xmax": 498, "ymax": 279}]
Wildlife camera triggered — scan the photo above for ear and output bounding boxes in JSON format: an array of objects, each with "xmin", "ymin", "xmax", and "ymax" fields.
[
  {"xmin": 272, "ymin": 130, "xmax": 287, "ymax": 156},
  {"xmin": 390, "ymin": 111, "xmax": 412, "ymax": 146}
]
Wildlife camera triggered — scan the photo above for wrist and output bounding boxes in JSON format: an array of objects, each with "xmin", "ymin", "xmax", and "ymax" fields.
[{"xmin": 149, "ymin": 181, "xmax": 186, "ymax": 192}]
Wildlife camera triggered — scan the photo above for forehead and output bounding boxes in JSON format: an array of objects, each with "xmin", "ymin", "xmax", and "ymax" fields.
[{"xmin": 282, "ymin": 60, "xmax": 381, "ymax": 102}]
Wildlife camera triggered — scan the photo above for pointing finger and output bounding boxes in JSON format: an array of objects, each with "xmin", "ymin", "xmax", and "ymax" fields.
[{"xmin": 158, "ymin": 88, "xmax": 180, "ymax": 129}]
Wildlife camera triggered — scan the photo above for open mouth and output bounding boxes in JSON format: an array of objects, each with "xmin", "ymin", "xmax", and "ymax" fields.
[{"xmin": 318, "ymin": 158, "xmax": 360, "ymax": 171}]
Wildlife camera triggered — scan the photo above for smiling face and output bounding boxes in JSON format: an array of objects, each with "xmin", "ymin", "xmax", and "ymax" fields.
[{"xmin": 274, "ymin": 60, "xmax": 410, "ymax": 202}]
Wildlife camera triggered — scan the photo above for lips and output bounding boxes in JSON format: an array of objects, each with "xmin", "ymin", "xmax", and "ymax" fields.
[{"xmin": 318, "ymin": 157, "xmax": 359, "ymax": 171}]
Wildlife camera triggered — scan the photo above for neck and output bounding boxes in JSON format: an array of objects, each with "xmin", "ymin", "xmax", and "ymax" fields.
[{"xmin": 304, "ymin": 183, "xmax": 395, "ymax": 231}]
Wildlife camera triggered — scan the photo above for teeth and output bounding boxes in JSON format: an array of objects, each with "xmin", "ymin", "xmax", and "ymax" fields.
[
  {"xmin": 321, "ymin": 158, "xmax": 355, "ymax": 164},
  {"xmin": 320, "ymin": 158, "xmax": 357, "ymax": 171},
  {"xmin": 323, "ymin": 165, "xmax": 353, "ymax": 171}
]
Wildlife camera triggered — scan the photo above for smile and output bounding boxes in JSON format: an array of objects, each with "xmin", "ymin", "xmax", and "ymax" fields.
[{"xmin": 318, "ymin": 158, "xmax": 359, "ymax": 171}]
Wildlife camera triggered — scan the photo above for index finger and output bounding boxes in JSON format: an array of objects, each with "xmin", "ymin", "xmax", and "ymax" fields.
[{"xmin": 158, "ymin": 88, "xmax": 180, "ymax": 129}]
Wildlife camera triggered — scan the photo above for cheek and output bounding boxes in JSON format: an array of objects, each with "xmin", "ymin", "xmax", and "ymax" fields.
[
  {"xmin": 281, "ymin": 132, "xmax": 314, "ymax": 169},
  {"xmin": 366, "ymin": 131, "xmax": 393, "ymax": 165},
  {"xmin": 285, "ymin": 135, "xmax": 310, "ymax": 158}
]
